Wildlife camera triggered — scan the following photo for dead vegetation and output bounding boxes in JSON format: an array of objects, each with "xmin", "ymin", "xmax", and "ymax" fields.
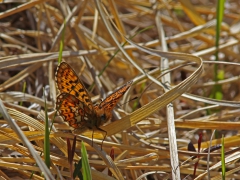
[{"xmin": 0, "ymin": 0, "xmax": 240, "ymax": 179}]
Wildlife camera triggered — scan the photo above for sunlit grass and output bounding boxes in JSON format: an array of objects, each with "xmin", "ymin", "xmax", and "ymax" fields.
[{"xmin": 0, "ymin": 0, "xmax": 239, "ymax": 179}]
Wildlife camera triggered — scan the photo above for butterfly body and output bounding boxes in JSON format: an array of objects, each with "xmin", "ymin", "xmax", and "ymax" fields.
[{"xmin": 55, "ymin": 62, "xmax": 132, "ymax": 132}]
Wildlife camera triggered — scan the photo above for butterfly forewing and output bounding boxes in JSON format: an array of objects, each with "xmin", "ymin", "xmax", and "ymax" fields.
[
  {"xmin": 55, "ymin": 62, "xmax": 94, "ymax": 111},
  {"xmin": 98, "ymin": 80, "xmax": 133, "ymax": 111}
]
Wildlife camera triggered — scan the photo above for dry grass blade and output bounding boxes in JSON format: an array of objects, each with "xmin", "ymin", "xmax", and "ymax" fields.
[
  {"xmin": 103, "ymin": 51, "xmax": 203, "ymax": 135},
  {"xmin": 0, "ymin": 100, "xmax": 54, "ymax": 179},
  {"xmin": 0, "ymin": 91, "xmax": 52, "ymax": 107},
  {"xmin": 0, "ymin": 0, "xmax": 46, "ymax": 19}
]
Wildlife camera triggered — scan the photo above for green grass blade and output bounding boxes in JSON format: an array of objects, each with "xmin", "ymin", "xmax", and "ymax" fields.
[
  {"xmin": 221, "ymin": 135, "xmax": 225, "ymax": 180},
  {"xmin": 43, "ymin": 88, "xmax": 50, "ymax": 168},
  {"xmin": 211, "ymin": 0, "xmax": 225, "ymax": 100},
  {"xmin": 81, "ymin": 142, "xmax": 92, "ymax": 180},
  {"xmin": 132, "ymin": 82, "xmax": 146, "ymax": 111},
  {"xmin": 215, "ymin": 0, "xmax": 225, "ymax": 51},
  {"xmin": 58, "ymin": 19, "xmax": 66, "ymax": 64},
  {"xmin": 215, "ymin": 0, "xmax": 225, "ymax": 63},
  {"xmin": 74, "ymin": 159, "xmax": 83, "ymax": 179}
]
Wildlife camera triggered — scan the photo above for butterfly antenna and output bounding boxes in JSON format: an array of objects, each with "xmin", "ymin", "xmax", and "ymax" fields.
[{"xmin": 119, "ymin": 97, "xmax": 138, "ymax": 106}]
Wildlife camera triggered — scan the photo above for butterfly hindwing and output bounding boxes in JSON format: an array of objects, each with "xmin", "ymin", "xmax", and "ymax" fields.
[{"xmin": 56, "ymin": 92, "xmax": 92, "ymax": 129}]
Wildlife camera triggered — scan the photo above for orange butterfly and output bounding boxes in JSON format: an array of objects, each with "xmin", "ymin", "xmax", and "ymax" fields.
[{"xmin": 55, "ymin": 62, "xmax": 132, "ymax": 146}]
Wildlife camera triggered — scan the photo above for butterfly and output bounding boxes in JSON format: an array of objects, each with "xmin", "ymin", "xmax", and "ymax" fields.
[{"xmin": 55, "ymin": 62, "xmax": 132, "ymax": 147}]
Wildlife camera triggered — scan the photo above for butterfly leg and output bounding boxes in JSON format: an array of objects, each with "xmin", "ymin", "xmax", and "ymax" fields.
[
  {"xmin": 92, "ymin": 129, "xmax": 94, "ymax": 147},
  {"xmin": 96, "ymin": 127, "xmax": 107, "ymax": 150}
]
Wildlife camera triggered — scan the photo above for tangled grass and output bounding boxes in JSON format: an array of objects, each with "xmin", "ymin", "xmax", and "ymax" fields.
[{"xmin": 0, "ymin": 0, "xmax": 240, "ymax": 179}]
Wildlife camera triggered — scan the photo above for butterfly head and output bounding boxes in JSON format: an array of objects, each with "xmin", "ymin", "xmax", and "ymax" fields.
[{"xmin": 94, "ymin": 105, "xmax": 112, "ymax": 125}]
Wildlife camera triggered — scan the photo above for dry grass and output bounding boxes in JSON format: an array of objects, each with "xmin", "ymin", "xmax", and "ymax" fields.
[{"xmin": 0, "ymin": 0, "xmax": 240, "ymax": 179}]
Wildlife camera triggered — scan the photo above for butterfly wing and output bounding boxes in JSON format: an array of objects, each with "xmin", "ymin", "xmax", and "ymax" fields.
[
  {"xmin": 94, "ymin": 80, "xmax": 133, "ymax": 123},
  {"xmin": 99, "ymin": 80, "xmax": 133, "ymax": 110},
  {"xmin": 55, "ymin": 62, "xmax": 94, "ymax": 111},
  {"xmin": 56, "ymin": 92, "xmax": 92, "ymax": 130}
]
